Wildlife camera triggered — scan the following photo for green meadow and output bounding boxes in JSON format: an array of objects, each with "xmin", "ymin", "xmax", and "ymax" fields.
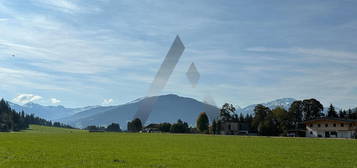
[{"xmin": 0, "ymin": 125, "xmax": 356, "ymax": 168}]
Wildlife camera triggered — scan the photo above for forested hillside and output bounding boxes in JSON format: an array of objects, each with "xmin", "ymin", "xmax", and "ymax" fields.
[{"xmin": 0, "ymin": 99, "xmax": 72, "ymax": 132}]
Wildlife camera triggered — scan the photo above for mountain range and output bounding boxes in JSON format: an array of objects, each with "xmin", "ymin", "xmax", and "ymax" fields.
[
  {"xmin": 8, "ymin": 102, "xmax": 97, "ymax": 121},
  {"xmin": 236, "ymin": 98, "xmax": 296, "ymax": 115},
  {"xmin": 8, "ymin": 94, "xmax": 297, "ymax": 128}
]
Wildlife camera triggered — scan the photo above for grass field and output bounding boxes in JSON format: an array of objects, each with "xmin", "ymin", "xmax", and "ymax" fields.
[{"xmin": 0, "ymin": 125, "xmax": 357, "ymax": 168}]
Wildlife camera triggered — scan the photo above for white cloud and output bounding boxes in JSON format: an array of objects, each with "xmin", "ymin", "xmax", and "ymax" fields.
[
  {"xmin": 50, "ymin": 98, "xmax": 61, "ymax": 104},
  {"xmin": 12, "ymin": 94, "xmax": 43, "ymax": 104},
  {"xmin": 31, "ymin": 0, "xmax": 102, "ymax": 14},
  {"xmin": 0, "ymin": 18, "xmax": 8, "ymax": 22},
  {"xmin": 245, "ymin": 47, "xmax": 357, "ymax": 64},
  {"xmin": 102, "ymin": 98, "xmax": 113, "ymax": 106},
  {"xmin": 32, "ymin": 0, "xmax": 81, "ymax": 14}
]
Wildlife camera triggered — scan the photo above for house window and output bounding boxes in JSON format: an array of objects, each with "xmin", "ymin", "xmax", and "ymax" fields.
[
  {"xmin": 318, "ymin": 124, "xmax": 321, "ymax": 127},
  {"xmin": 325, "ymin": 124, "xmax": 328, "ymax": 127},
  {"xmin": 333, "ymin": 123, "xmax": 336, "ymax": 127},
  {"xmin": 309, "ymin": 124, "xmax": 313, "ymax": 127},
  {"xmin": 349, "ymin": 123, "xmax": 353, "ymax": 127},
  {"xmin": 341, "ymin": 123, "xmax": 344, "ymax": 127},
  {"xmin": 228, "ymin": 124, "xmax": 231, "ymax": 130},
  {"xmin": 331, "ymin": 131, "xmax": 337, "ymax": 136},
  {"xmin": 310, "ymin": 131, "xmax": 313, "ymax": 135}
]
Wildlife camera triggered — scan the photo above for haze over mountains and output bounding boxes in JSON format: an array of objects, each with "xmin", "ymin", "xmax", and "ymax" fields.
[
  {"xmin": 8, "ymin": 102, "xmax": 97, "ymax": 121},
  {"xmin": 8, "ymin": 94, "xmax": 297, "ymax": 128}
]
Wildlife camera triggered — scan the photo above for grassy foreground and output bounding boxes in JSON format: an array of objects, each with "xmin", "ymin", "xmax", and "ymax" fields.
[{"xmin": 0, "ymin": 125, "xmax": 357, "ymax": 168}]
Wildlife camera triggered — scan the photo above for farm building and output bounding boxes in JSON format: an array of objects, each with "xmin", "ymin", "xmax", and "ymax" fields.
[
  {"xmin": 304, "ymin": 118, "xmax": 357, "ymax": 138},
  {"xmin": 219, "ymin": 121, "xmax": 251, "ymax": 135},
  {"xmin": 220, "ymin": 121, "xmax": 239, "ymax": 135},
  {"xmin": 142, "ymin": 123, "xmax": 161, "ymax": 133}
]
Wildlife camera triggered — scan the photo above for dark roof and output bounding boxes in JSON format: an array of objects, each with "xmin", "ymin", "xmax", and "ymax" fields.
[
  {"xmin": 304, "ymin": 117, "xmax": 357, "ymax": 124},
  {"xmin": 144, "ymin": 123, "xmax": 160, "ymax": 129},
  {"xmin": 287, "ymin": 129, "xmax": 306, "ymax": 132}
]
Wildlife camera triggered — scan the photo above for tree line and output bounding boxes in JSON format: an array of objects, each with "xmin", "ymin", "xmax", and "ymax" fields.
[
  {"xmin": 85, "ymin": 123, "xmax": 122, "ymax": 132},
  {"xmin": 85, "ymin": 98, "xmax": 357, "ymax": 136},
  {"xmin": 0, "ymin": 99, "xmax": 73, "ymax": 132},
  {"xmin": 127, "ymin": 118, "xmax": 192, "ymax": 133},
  {"xmin": 209, "ymin": 98, "xmax": 357, "ymax": 136}
]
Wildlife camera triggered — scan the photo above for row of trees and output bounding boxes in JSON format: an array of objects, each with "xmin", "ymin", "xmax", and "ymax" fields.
[
  {"xmin": 85, "ymin": 123, "xmax": 122, "ymax": 132},
  {"xmin": 127, "ymin": 118, "xmax": 191, "ymax": 133},
  {"xmin": 199, "ymin": 98, "xmax": 357, "ymax": 136},
  {"xmin": 326, "ymin": 104, "xmax": 357, "ymax": 119},
  {"xmin": 96, "ymin": 98, "xmax": 357, "ymax": 136},
  {"xmin": 252, "ymin": 99, "xmax": 357, "ymax": 136},
  {"xmin": 0, "ymin": 99, "xmax": 73, "ymax": 132}
]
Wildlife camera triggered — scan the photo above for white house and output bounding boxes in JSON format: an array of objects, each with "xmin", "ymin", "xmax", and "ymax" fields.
[{"xmin": 304, "ymin": 118, "xmax": 357, "ymax": 138}]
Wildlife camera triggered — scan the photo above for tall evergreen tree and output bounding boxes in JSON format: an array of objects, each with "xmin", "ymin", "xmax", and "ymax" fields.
[
  {"xmin": 239, "ymin": 113, "xmax": 245, "ymax": 123},
  {"xmin": 339, "ymin": 110, "xmax": 346, "ymax": 118},
  {"xmin": 327, "ymin": 104, "xmax": 338, "ymax": 118}
]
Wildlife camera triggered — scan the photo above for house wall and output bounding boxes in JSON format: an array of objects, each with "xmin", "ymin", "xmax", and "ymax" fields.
[
  {"xmin": 220, "ymin": 122, "xmax": 239, "ymax": 135},
  {"xmin": 306, "ymin": 121, "xmax": 357, "ymax": 138}
]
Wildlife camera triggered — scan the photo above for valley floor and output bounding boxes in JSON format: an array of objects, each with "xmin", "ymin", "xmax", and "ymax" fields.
[{"xmin": 0, "ymin": 125, "xmax": 356, "ymax": 168}]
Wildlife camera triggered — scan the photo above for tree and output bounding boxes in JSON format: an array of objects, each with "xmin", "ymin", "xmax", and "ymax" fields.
[
  {"xmin": 288, "ymin": 100, "xmax": 303, "ymax": 129},
  {"xmin": 159, "ymin": 122, "xmax": 171, "ymax": 132},
  {"xmin": 107, "ymin": 123, "xmax": 121, "ymax": 132},
  {"xmin": 349, "ymin": 109, "xmax": 357, "ymax": 119},
  {"xmin": 170, "ymin": 119, "xmax": 189, "ymax": 133},
  {"xmin": 216, "ymin": 120, "xmax": 221, "ymax": 134},
  {"xmin": 0, "ymin": 99, "xmax": 72, "ymax": 132},
  {"xmin": 239, "ymin": 113, "xmax": 245, "ymax": 123},
  {"xmin": 244, "ymin": 113, "xmax": 253, "ymax": 130},
  {"xmin": 196, "ymin": 112, "xmax": 209, "ymax": 133},
  {"xmin": 85, "ymin": 125, "xmax": 99, "ymax": 130},
  {"xmin": 252, "ymin": 104, "xmax": 271, "ymax": 135},
  {"xmin": 211, "ymin": 120, "xmax": 217, "ymax": 134},
  {"xmin": 302, "ymin": 99, "xmax": 324, "ymax": 120},
  {"xmin": 271, "ymin": 107, "xmax": 290, "ymax": 135},
  {"xmin": 219, "ymin": 103, "xmax": 237, "ymax": 121},
  {"xmin": 127, "ymin": 118, "xmax": 142, "ymax": 132},
  {"xmin": 339, "ymin": 110, "xmax": 346, "ymax": 118},
  {"xmin": 327, "ymin": 104, "xmax": 338, "ymax": 118}
]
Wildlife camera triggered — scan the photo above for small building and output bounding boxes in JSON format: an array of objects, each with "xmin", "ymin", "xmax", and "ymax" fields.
[
  {"xmin": 287, "ymin": 129, "xmax": 306, "ymax": 137},
  {"xmin": 304, "ymin": 118, "xmax": 357, "ymax": 138},
  {"xmin": 142, "ymin": 123, "xmax": 161, "ymax": 133},
  {"xmin": 287, "ymin": 123, "xmax": 306, "ymax": 137},
  {"xmin": 219, "ymin": 121, "xmax": 239, "ymax": 135},
  {"xmin": 237, "ymin": 123, "xmax": 250, "ymax": 135}
]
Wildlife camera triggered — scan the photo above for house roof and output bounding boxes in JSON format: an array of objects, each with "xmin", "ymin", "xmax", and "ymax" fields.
[
  {"xmin": 304, "ymin": 117, "xmax": 357, "ymax": 124},
  {"xmin": 144, "ymin": 123, "xmax": 160, "ymax": 129}
]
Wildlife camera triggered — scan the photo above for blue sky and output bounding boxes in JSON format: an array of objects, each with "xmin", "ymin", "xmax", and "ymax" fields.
[{"xmin": 1, "ymin": 0, "xmax": 357, "ymax": 109}]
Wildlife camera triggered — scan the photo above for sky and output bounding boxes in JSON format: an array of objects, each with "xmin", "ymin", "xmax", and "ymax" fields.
[{"xmin": 1, "ymin": 0, "xmax": 357, "ymax": 109}]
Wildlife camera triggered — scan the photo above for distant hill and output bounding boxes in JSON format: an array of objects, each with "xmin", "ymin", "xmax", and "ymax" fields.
[
  {"xmin": 60, "ymin": 94, "xmax": 220, "ymax": 128},
  {"xmin": 8, "ymin": 102, "xmax": 97, "ymax": 121}
]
